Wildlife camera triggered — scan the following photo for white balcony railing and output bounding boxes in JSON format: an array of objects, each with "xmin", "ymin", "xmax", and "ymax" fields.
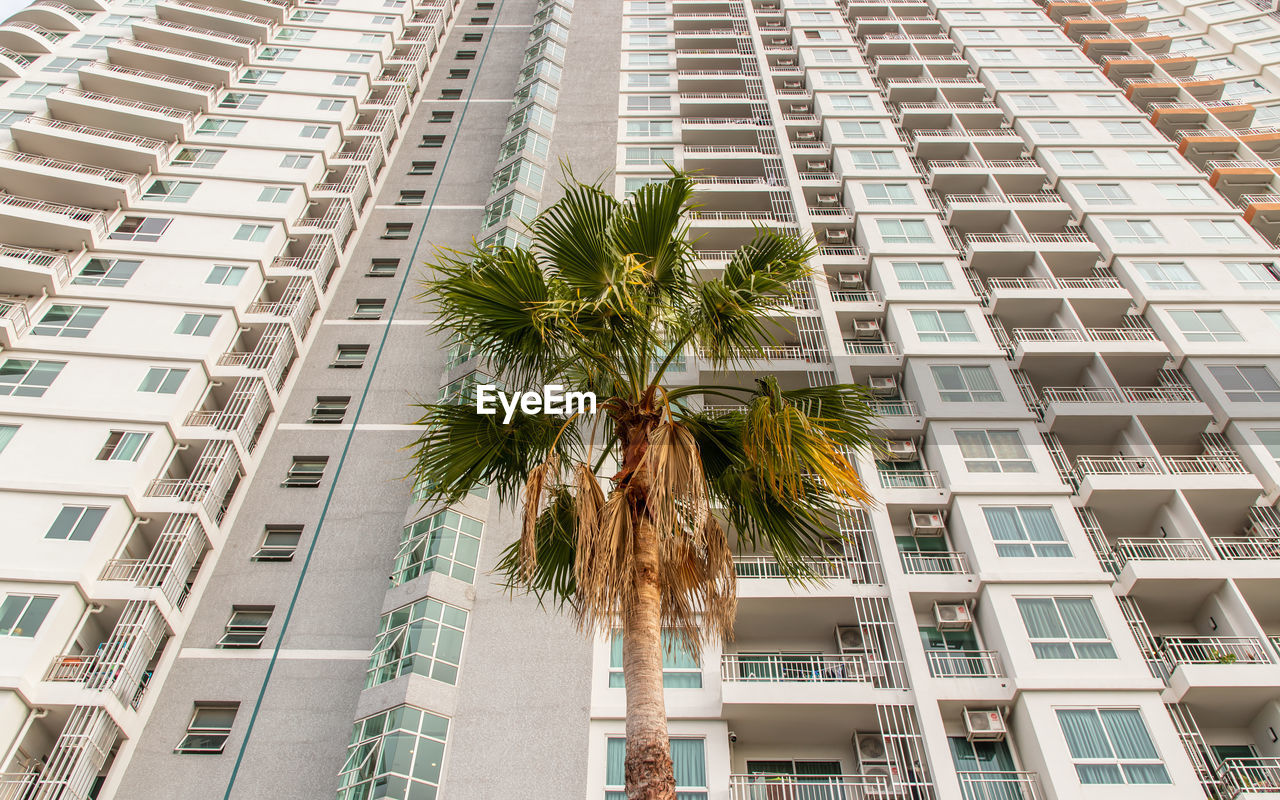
[
  {"xmin": 845, "ymin": 339, "xmax": 899, "ymax": 356},
  {"xmin": 1162, "ymin": 454, "xmax": 1248, "ymax": 474},
  {"xmin": 733, "ymin": 555, "xmax": 856, "ymax": 581},
  {"xmin": 900, "ymin": 550, "xmax": 970, "ymax": 574},
  {"xmin": 1212, "ymin": 537, "xmax": 1280, "ymax": 560},
  {"xmin": 1012, "ymin": 327, "xmax": 1087, "ymax": 343},
  {"xmin": 0, "ymin": 193, "xmax": 109, "ymax": 239},
  {"xmin": 0, "ymin": 244, "xmax": 72, "ymax": 283},
  {"xmin": 869, "ymin": 399, "xmax": 918, "ymax": 416},
  {"xmin": 729, "ymin": 774, "xmax": 893, "ymax": 799},
  {"xmin": 1219, "ymin": 758, "xmax": 1280, "ymax": 795},
  {"xmin": 721, "ymin": 653, "xmax": 870, "ymax": 682},
  {"xmin": 1043, "ymin": 386, "xmax": 1124, "ymax": 404},
  {"xmin": 878, "ymin": 469, "xmax": 941, "ymax": 489},
  {"xmin": 1075, "ymin": 455, "xmax": 1162, "ymax": 476},
  {"xmin": 1114, "ymin": 537, "xmax": 1212, "ymax": 562},
  {"xmin": 1162, "ymin": 636, "xmax": 1272, "ymax": 665},
  {"xmin": 1122, "ymin": 386, "xmax": 1200, "ymax": 403},
  {"xmin": 926, "ymin": 649, "xmax": 1005, "ymax": 677},
  {"xmin": 956, "ymin": 772, "xmax": 1046, "ymax": 800}
]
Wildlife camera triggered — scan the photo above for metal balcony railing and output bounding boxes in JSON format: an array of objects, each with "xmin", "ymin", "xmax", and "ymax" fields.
[
  {"xmin": 1076, "ymin": 455, "xmax": 1163, "ymax": 475},
  {"xmin": 729, "ymin": 774, "xmax": 893, "ymax": 799},
  {"xmin": 870, "ymin": 399, "xmax": 918, "ymax": 416},
  {"xmin": 0, "ymin": 150, "xmax": 141, "ymax": 194},
  {"xmin": 1162, "ymin": 454, "xmax": 1248, "ymax": 474},
  {"xmin": 0, "ymin": 245, "xmax": 72, "ymax": 283},
  {"xmin": 163, "ymin": 0, "xmax": 275, "ymax": 27},
  {"xmin": 721, "ymin": 653, "xmax": 871, "ymax": 682},
  {"xmin": 55, "ymin": 87, "xmax": 195, "ymax": 122},
  {"xmin": 1219, "ymin": 758, "xmax": 1280, "ymax": 795},
  {"xmin": 1162, "ymin": 636, "xmax": 1272, "ymax": 665},
  {"xmin": 926, "ymin": 649, "xmax": 1005, "ymax": 677},
  {"xmin": 1212, "ymin": 537, "xmax": 1280, "ymax": 560},
  {"xmin": 0, "ymin": 193, "xmax": 109, "ymax": 239},
  {"xmin": 1043, "ymin": 386, "xmax": 1124, "ymax": 404},
  {"xmin": 956, "ymin": 772, "xmax": 1046, "ymax": 800},
  {"xmin": 1114, "ymin": 537, "xmax": 1212, "ymax": 561},
  {"xmin": 733, "ymin": 555, "xmax": 856, "ymax": 580},
  {"xmin": 1012, "ymin": 327, "xmax": 1088, "ymax": 343},
  {"xmin": 80, "ymin": 61, "xmax": 218, "ymax": 95},
  {"xmin": 830, "ymin": 289, "xmax": 882, "ymax": 302},
  {"xmin": 900, "ymin": 550, "xmax": 970, "ymax": 574},
  {"xmin": 878, "ymin": 469, "xmax": 941, "ymax": 488},
  {"xmin": 20, "ymin": 116, "xmax": 172, "ymax": 155},
  {"xmin": 144, "ymin": 17, "xmax": 257, "ymax": 45},
  {"xmin": 114, "ymin": 38, "xmax": 241, "ymax": 68}
]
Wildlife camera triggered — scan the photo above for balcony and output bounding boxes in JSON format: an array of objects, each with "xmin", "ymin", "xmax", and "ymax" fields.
[
  {"xmin": 43, "ymin": 599, "xmax": 167, "ymax": 708},
  {"xmin": 215, "ymin": 322, "xmax": 297, "ymax": 392},
  {"xmin": 900, "ymin": 550, "xmax": 970, "ymax": 575},
  {"xmin": 11, "ymin": 116, "xmax": 174, "ymax": 173},
  {"xmin": 98, "ymin": 513, "xmax": 207, "ymax": 608},
  {"xmin": 0, "ymin": 295, "xmax": 33, "ymax": 346},
  {"xmin": 729, "ymin": 774, "xmax": 893, "ymax": 799},
  {"xmin": 243, "ymin": 276, "xmax": 318, "ymax": 343},
  {"xmin": 182, "ymin": 376, "xmax": 272, "ymax": 454},
  {"xmin": 956, "ymin": 772, "xmax": 1046, "ymax": 800},
  {"xmin": 0, "ymin": 244, "xmax": 72, "ymax": 295},
  {"xmin": 1160, "ymin": 635, "xmax": 1280, "ymax": 707},
  {"xmin": 47, "ymin": 87, "xmax": 196, "ymax": 140},
  {"xmin": 925, "ymin": 649, "xmax": 1005, "ymax": 678},
  {"xmin": 156, "ymin": 0, "xmax": 277, "ymax": 42},
  {"xmin": 0, "ymin": 149, "xmax": 141, "ymax": 208},
  {"xmin": 78, "ymin": 61, "xmax": 218, "ymax": 112},
  {"xmin": 133, "ymin": 16, "xmax": 257, "ymax": 60},
  {"xmin": 107, "ymin": 38, "xmax": 240, "ymax": 84},
  {"xmin": 1164, "ymin": 636, "xmax": 1272, "ymax": 667},
  {"xmin": 721, "ymin": 653, "xmax": 872, "ymax": 683},
  {"xmin": 0, "ymin": 192, "xmax": 111, "ymax": 250},
  {"xmin": 1114, "ymin": 537, "xmax": 1213, "ymax": 563},
  {"xmin": 144, "ymin": 440, "xmax": 242, "ymax": 525},
  {"xmin": 1218, "ymin": 758, "xmax": 1280, "ymax": 796}
]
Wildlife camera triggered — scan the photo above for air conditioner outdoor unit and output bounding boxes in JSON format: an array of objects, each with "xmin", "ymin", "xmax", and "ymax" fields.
[
  {"xmin": 792, "ymin": 103, "xmax": 812, "ymax": 113},
  {"xmin": 808, "ymin": 159, "xmax": 831, "ymax": 171},
  {"xmin": 854, "ymin": 732, "xmax": 889, "ymax": 765},
  {"xmin": 825, "ymin": 228, "xmax": 850, "ymax": 244},
  {"xmin": 838, "ymin": 271, "xmax": 866, "ymax": 289},
  {"xmin": 910, "ymin": 511, "xmax": 946, "ymax": 537},
  {"xmin": 783, "ymin": 80, "xmax": 803, "ymax": 89},
  {"xmin": 934, "ymin": 602, "xmax": 973, "ymax": 631},
  {"xmin": 835, "ymin": 624, "xmax": 865, "ymax": 653},
  {"xmin": 816, "ymin": 192, "xmax": 840, "ymax": 206},
  {"xmin": 777, "ymin": 57, "xmax": 798, "ymax": 66},
  {"xmin": 795, "ymin": 130, "xmax": 818, "ymax": 141},
  {"xmin": 868, "ymin": 375, "xmax": 898, "ymax": 396},
  {"xmin": 884, "ymin": 438, "xmax": 917, "ymax": 460},
  {"xmin": 852, "ymin": 318, "xmax": 881, "ymax": 338},
  {"xmin": 964, "ymin": 708, "xmax": 1007, "ymax": 742},
  {"xmin": 863, "ymin": 764, "xmax": 907, "ymax": 800}
]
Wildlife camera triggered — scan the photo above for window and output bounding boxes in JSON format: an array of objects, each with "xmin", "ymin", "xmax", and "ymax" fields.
[
  {"xmin": 878, "ymin": 219, "xmax": 932, "ymax": 244},
  {"xmin": 383, "ymin": 222, "xmax": 412, "ymax": 240},
  {"xmin": 333, "ymin": 344, "xmax": 369, "ymax": 368},
  {"xmin": 1226, "ymin": 261, "xmax": 1280, "ymax": 289},
  {"xmin": 395, "ymin": 190, "xmax": 426, "ymax": 206},
  {"xmin": 430, "ymin": 111, "xmax": 455, "ymax": 123},
  {"xmin": 234, "ymin": 224, "xmax": 272, "ymax": 243},
  {"xmin": 43, "ymin": 57, "xmax": 92, "ymax": 74},
  {"xmin": 448, "ymin": 69, "xmax": 470, "ymax": 79},
  {"xmin": 1030, "ymin": 120, "xmax": 1078, "ymax": 139},
  {"xmin": 1058, "ymin": 70, "xmax": 1104, "ymax": 86},
  {"xmin": 1019, "ymin": 597, "xmax": 1116, "ymax": 658},
  {"xmin": 626, "ymin": 120, "xmax": 673, "ymax": 137},
  {"xmin": 1169, "ymin": 310, "xmax": 1243, "ymax": 342},
  {"xmin": 629, "ymin": 33, "xmax": 668, "ymax": 47},
  {"xmin": 0, "ymin": 424, "xmax": 14, "ymax": 454},
  {"xmin": 139, "ymin": 367, "xmax": 188, "ymax": 394},
  {"xmin": 932, "ymin": 365, "xmax": 1002, "ymax": 402},
  {"xmin": 628, "ymin": 52, "xmax": 668, "ymax": 67},
  {"xmin": 352, "ymin": 299, "xmax": 386, "ymax": 320},
  {"xmin": 1055, "ymin": 150, "xmax": 1102, "ymax": 170},
  {"xmin": 1104, "ymin": 219, "xmax": 1163, "ymax": 245},
  {"xmin": 175, "ymin": 313, "xmax": 218, "ymax": 336},
  {"xmin": 45, "ymin": 505, "xmax": 107, "ymax": 541},
  {"xmin": 1102, "ymin": 121, "xmax": 1149, "ymax": 140},
  {"xmin": 253, "ymin": 525, "xmax": 302, "ymax": 561},
  {"xmin": 1078, "ymin": 184, "xmax": 1132, "ymax": 206},
  {"xmin": 483, "ymin": 192, "xmax": 538, "ymax": 228},
  {"xmin": 275, "ymin": 27, "xmax": 315, "ymax": 41},
  {"xmin": 33, "ymin": 305, "xmax": 104, "ymax": 338},
  {"xmin": 10, "ymin": 81, "xmax": 58, "ymax": 99},
  {"xmin": 258, "ymin": 187, "xmax": 293, "ymax": 204},
  {"xmin": 828, "ymin": 94, "xmax": 874, "ymax": 113},
  {"xmin": 366, "ymin": 597, "xmax": 468, "ymax": 687},
  {"xmin": 839, "ymin": 120, "xmax": 883, "ymax": 139},
  {"xmin": 97, "ymin": 430, "xmax": 151, "ymax": 462},
  {"xmin": 392, "ymin": 509, "xmax": 483, "ymax": 585},
  {"xmin": 1012, "ymin": 94, "xmax": 1056, "ymax": 111},
  {"xmin": 173, "ymin": 147, "xmax": 225, "ymax": 169},
  {"xmin": 0, "ymin": 359, "xmax": 63, "ymax": 398},
  {"xmin": 218, "ymin": 607, "xmax": 272, "ymax": 648},
  {"xmin": 456, "ymin": 49, "xmax": 478, "ymax": 60},
  {"xmin": 994, "ymin": 71, "xmax": 1039, "ymax": 86},
  {"xmin": 912, "ymin": 310, "xmax": 976, "ymax": 343},
  {"xmin": 143, "ymin": 180, "xmax": 199, "ymax": 203},
  {"xmin": 1127, "ymin": 150, "xmax": 1178, "ymax": 168},
  {"xmin": 850, "ymin": 150, "xmax": 898, "ymax": 170},
  {"xmin": 978, "ymin": 48, "xmax": 1018, "ymax": 62},
  {"xmin": 605, "ymin": 738, "xmax": 707, "ymax": 800},
  {"xmin": 812, "ymin": 48, "xmax": 853, "ymax": 63},
  {"xmin": 608, "ymin": 630, "xmax": 701, "ymax": 687},
  {"xmin": 463, "ymin": 32, "xmax": 483, "ymax": 41},
  {"xmin": 894, "ymin": 262, "xmax": 952, "ymax": 290},
  {"xmin": 280, "ymin": 154, "xmax": 312, "ymax": 169},
  {"xmin": 259, "ymin": 46, "xmax": 300, "ymax": 62},
  {"xmin": 240, "ymin": 69, "xmax": 284, "ymax": 86},
  {"xmin": 1211, "ymin": 365, "xmax": 1280, "ymax": 402},
  {"xmin": 819, "ymin": 70, "xmax": 861, "ymax": 87},
  {"xmin": 175, "ymin": 704, "xmax": 238, "ymax": 754},
  {"xmin": 1157, "ymin": 183, "xmax": 1211, "ymax": 204},
  {"xmin": 1057, "ymin": 709, "xmax": 1170, "ymax": 784},
  {"xmin": 625, "ymin": 146, "xmax": 674, "ymax": 166},
  {"xmin": 299, "ymin": 124, "xmax": 329, "ymax": 139},
  {"xmin": 0, "ymin": 110, "xmax": 29, "ymax": 130},
  {"xmin": 1135, "ymin": 261, "xmax": 1200, "ymax": 290},
  {"xmin": 440, "ymin": 89, "xmax": 463, "ymax": 100},
  {"xmin": 956, "ymin": 429, "xmax": 1034, "ymax": 472},
  {"xmin": 332, "ymin": 75, "xmax": 360, "ymax": 88},
  {"xmin": 1227, "ymin": 18, "xmax": 1272, "ymax": 35},
  {"xmin": 368, "ymin": 258, "xmax": 399, "ymax": 277},
  {"xmin": 1206, "ymin": 0, "xmax": 1243, "ymax": 15},
  {"xmin": 284, "ymin": 456, "xmax": 327, "ymax": 487},
  {"xmin": 74, "ymin": 258, "xmax": 140, "ymax": 287},
  {"xmin": 310, "ymin": 396, "xmax": 349, "ymax": 423},
  {"xmin": 1191, "ymin": 219, "xmax": 1252, "ymax": 244},
  {"xmin": 421, "ymin": 134, "xmax": 446, "ymax": 148},
  {"xmin": 626, "ymin": 95, "xmax": 672, "ymax": 111},
  {"xmin": 337, "ymin": 707, "xmax": 448, "ymax": 799},
  {"xmin": 410, "ymin": 161, "xmax": 437, "ymax": 175},
  {"xmin": 865, "ymin": 183, "xmax": 912, "ymax": 205},
  {"xmin": 110, "ymin": 216, "xmax": 171, "ymax": 242},
  {"xmin": 984, "ymin": 507, "xmax": 1070, "ymax": 557},
  {"xmin": 218, "ymin": 92, "xmax": 265, "ymax": 110},
  {"xmin": 0, "ymin": 594, "xmax": 55, "ymax": 637}
]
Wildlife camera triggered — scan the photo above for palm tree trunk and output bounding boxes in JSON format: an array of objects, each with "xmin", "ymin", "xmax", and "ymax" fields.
[{"xmin": 622, "ymin": 515, "xmax": 676, "ymax": 800}]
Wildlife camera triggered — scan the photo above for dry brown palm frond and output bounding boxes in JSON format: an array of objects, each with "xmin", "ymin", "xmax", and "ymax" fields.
[
  {"xmin": 576, "ymin": 490, "xmax": 635, "ymax": 634},
  {"xmin": 519, "ymin": 455, "xmax": 559, "ymax": 580},
  {"xmin": 654, "ymin": 515, "xmax": 737, "ymax": 660},
  {"xmin": 643, "ymin": 422, "xmax": 710, "ymax": 544}
]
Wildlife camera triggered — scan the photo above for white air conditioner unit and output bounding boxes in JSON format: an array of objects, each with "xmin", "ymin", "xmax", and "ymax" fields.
[
  {"xmin": 863, "ymin": 765, "xmax": 907, "ymax": 800},
  {"xmin": 884, "ymin": 438, "xmax": 917, "ymax": 460},
  {"xmin": 964, "ymin": 708, "xmax": 1007, "ymax": 742},
  {"xmin": 853, "ymin": 318, "xmax": 881, "ymax": 338},
  {"xmin": 838, "ymin": 271, "xmax": 866, "ymax": 289},
  {"xmin": 761, "ymin": 2, "xmax": 779, "ymax": 8},
  {"xmin": 777, "ymin": 57, "xmax": 798, "ymax": 66},
  {"xmin": 816, "ymin": 192, "xmax": 840, "ymax": 206},
  {"xmin": 792, "ymin": 103, "xmax": 812, "ymax": 113},
  {"xmin": 807, "ymin": 159, "xmax": 831, "ymax": 171},
  {"xmin": 795, "ymin": 130, "xmax": 818, "ymax": 141},
  {"xmin": 934, "ymin": 602, "xmax": 973, "ymax": 631},
  {"xmin": 910, "ymin": 510, "xmax": 946, "ymax": 537},
  {"xmin": 824, "ymin": 228, "xmax": 850, "ymax": 244},
  {"xmin": 854, "ymin": 732, "xmax": 889, "ymax": 765},
  {"xmin": 783, "ymin": 80, "xmax": 803, "ymax": 89},
  {"xmin": 868, "ymin": 375, "xmax": 898, "ymax": 396},
  {"xmin": 835, "ymin": 624, "xmax": 865, "ymax": 653}
]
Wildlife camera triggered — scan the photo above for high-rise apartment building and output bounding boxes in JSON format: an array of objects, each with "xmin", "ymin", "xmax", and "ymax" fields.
[{"xmin": 2, "ymin": 0, "xmax": 1280, "ymax": 793}]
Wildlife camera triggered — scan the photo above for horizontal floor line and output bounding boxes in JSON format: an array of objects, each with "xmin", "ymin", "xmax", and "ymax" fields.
[
  {"xmin": 276, "ymin": 423, "xmax": 420, "ymax": 431},
  {"xmin": 181, "ymin": 648, "xmax": 369, "ymax": 660}
]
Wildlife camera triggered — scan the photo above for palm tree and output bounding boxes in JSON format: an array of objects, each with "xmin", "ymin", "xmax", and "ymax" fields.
[{"xmin": 410, "ymin": 171, "xmax": 880, "ymax": 800}]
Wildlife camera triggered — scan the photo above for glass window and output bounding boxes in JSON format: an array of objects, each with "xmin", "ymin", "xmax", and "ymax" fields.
[
  {"xmin": 1127, "ymin": 150, "xmax": 1179, "ymax": 168},
  {"xmin": 173, "ymin": 147, "xmax": 224, "ymax": 169},
  {"xmin": 96, "ymin": 431, "xmax": 151, "ymax": 462},
  {"xmin": 0, "ymin": 425, "xmax": 15, "ymax": 454},
  {"xmin": 1134, "ymin": 261, "xmax": 1200, "ymax": 290},
  {"xmin": 175, "ymin": 704, "xmax": 238, "ymax": 754},
  {"xmin": 1104, "ymin": 219, "xmax": 1163, "ymax": 245},
  {"xmin": 143, "ymin": 180, "xmax": 199, "ymax": 203},
  {"xmin": 625, "ymin": 146, "xmax": 675, "ymax": 166},
  {"xmin": 878, "ymin": 219, "xmax": 932, "ymax": 244},
  {"xmin": 1157, "ymin": 183, "xmax": 1211, "ymax": 203},
  {"xmin": 333, "ymin": 344, "xmax": 369, "ymax": 367},
  {"xmin": 283, "ymin": 456, "xmax": 327, "ymax": 487},
  {"xmin": 955, "ymin": 429, "xmax": 1034, "ymax": 472},
  {"xmin": 606, "ymin": 738, "xmax": 706, "ymax": 800},
  {"xmin": 911, "ymin": 310, "xmax": 976, "ymax": 343},
  {"xmin": 984, "ymin": 507, "xmax": 1070, "ymax": 557},
  {"xmin": 1079, "ymin": 184, "xmax": 1131, "ymax": 205},
  {"xmin": 818, "ymin": 70, "xmax": 861, "ymax": 86},
  {"xmin": 609, "ymin": 630, "xmax": 701, "ymax": 687},
  {"xmin": 0, "ymin": 594, "xmax": 55, "ymax": 637},
  {"xmin": 253, "ymin": 525, "xmax": 302, "ymax": 561},
  {"xmin": 337, "ymin": 708, "xmax": 448, "ymax": 800},
  {"xmin": 206, "ymin": 265, "xmax": 248, "ymax": 286},
  {"xmin": 366, "ymin": 597, "xmax": 468, "ymax": 687},
  {"xmin": 932, "ymin": 365, "xmax": 1002, "ymax": 402},
  {"xmin": 830, "ymin": 95, "xmax": 873, "ymax": 111},
  {"xmin": 1168, "ymin": 310, "xmax": 1243, "ymax": 342},
  {"xmin": 1055, "ymin": 150, "xmax": 1103, "ymax": 170},
  {"xmin": 839, "ymin": 120, "xmax": 883, "ymax": 139},
  {"xmin": 218, "ymin": 607, "xmax": 273, "ymax": 648},
  {"xmin": 1225, "ymin": 261, "xmax": 1280, "ymax": 289},
  {"xmin": 280, "ymin": 154, "xmax": 312, "ymax": 169},
  {"xmin": 1019, "ymin": 598, "xmax": 1116, "ymax": 658},
  {"xmin": 1210, "ymin": 365, "xmax": 1280, "ymax": 402},
  {"xmin": 0, "ymin": 359, "xmax": 63, "ymax": 397},
  {"xmin": 893, "ymin": 262, "xmax": 952, "ymax": 290},
  {"xmin": 850, "ymin": 150, "xmax": 898, "ymax": 170},
  {"xmin": 45, "ymin": 506, "xmax": 107, "ymax": 541},
  {"xmin": 234, "ymin": 224, "xmax": 273, "ymax": 242},
  {"xmin": 865, "ymin": 184, "xmax": 912, "ymax": 205},
  {"xmin": 175, "ymin": 313, "xmax": 219, "ymax": 336},
  {"xmin": 139, "ymin": 367, "xmax": 188, "ymax": 394},
  {"xmin": 33, "ymin": 305, "xmax": 104, "ymax": 338},
  {"xmin": 392, "ymin": 509, "xmax": 484, "ymax": 585},
  {"xmin": 1056, "ymin": 708, "xmax": 1170, "ymax": 784},
  {"xmin": 109, "ymin": 216, "xmax": 171, "ymax": 242},
  {"xmin": 196, "ymin": 118, "xmax": 246, "ymax": 137},
  {"xmin": 1191, "ymin": 219, "xmax": 1252, "ymax": 244},
  {"xmin": 1102, "ymin": 121, "xmax": 1148, "ymax": 139},
  {"xmin": 258, "ymin": 187, "xmax": 293, "ymax": 204}
]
